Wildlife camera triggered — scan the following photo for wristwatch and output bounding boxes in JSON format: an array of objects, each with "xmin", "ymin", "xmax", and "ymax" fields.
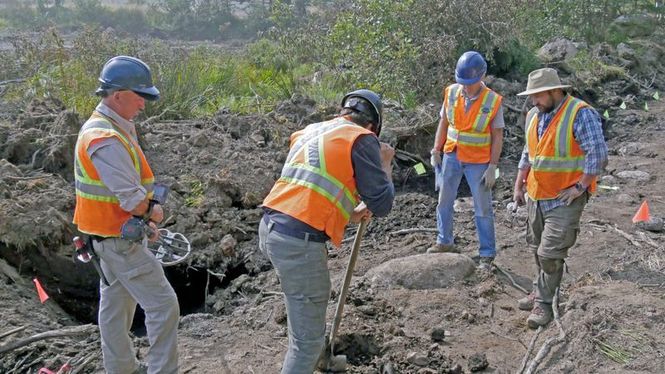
[
  {"xmin": 142, "ymin": 199, "xmax": 158, "ymax": 221},
  {"xmin": 574, "ymin": 182, "xmax": 587, "ymax": 192}
]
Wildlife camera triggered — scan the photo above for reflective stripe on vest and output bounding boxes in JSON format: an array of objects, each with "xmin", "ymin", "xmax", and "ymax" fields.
[
  {"xmin": 447, "ymin": 127, "xmax": 491, "ymax": 147},
  {"xmin": 445, "ymin": 85, "xmax": 462, "ymax": 127},
  {"xmin": 279, "ymin": 120, "xmax": 360, "ymax": 220},
  {"xmin": 527, "ymin": 97, "xmax": 586, "ymax": 172},
  {"xmin": 471, "ymin": 90, "xmax": 500, "ymax": 133}
]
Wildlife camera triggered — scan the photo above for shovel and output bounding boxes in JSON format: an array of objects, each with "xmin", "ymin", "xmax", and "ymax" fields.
[{"xmin": 321, "ymin": 218, "xmax": 369, "ymax": 372}]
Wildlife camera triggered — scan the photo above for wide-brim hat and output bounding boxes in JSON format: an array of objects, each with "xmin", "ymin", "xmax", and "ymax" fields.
[{"xmin": 517, "ymin": 68, "xmax": 571, "ymax": 96}]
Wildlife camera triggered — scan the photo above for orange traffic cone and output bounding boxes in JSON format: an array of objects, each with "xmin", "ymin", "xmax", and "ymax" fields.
[
  {"xmin": 33, "ymin": 278, "xmax": 49, "ymax": 304},
  {"xmin": 632, "ymin": 200, "xmax": 651, "ymax": 223}
]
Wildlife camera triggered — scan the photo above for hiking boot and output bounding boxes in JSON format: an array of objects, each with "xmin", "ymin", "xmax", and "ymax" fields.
[
  {"xmin": 527, "ymin": 303, "xmax": 553, "ymax": 329},
  {"xmin": 517, "ymin": 292, "xmax": 535, "ymax": 311},
  {"xmin": 427, "ymin": 243, "xmax": 459, "ymax": 253},
  {"xmin": 478, "ymin": 256, "xmax": 495, "ymax": 271}
]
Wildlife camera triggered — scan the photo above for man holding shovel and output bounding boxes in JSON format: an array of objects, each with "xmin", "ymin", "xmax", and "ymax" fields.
[{"xmin": 259, "ymin": 89, "xmax": 395, "ymax": 373}]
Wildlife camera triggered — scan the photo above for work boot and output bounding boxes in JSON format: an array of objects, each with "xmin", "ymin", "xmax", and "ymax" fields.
[
  {"xmin": 478, "ymin": 256, "xmax": 495, "ymax": 271},
  {"xmin": 427, "ymin": 243, "xmax": 459, "ymax": 253},
  {"xmin": 517, "ymin": 292, "xmax": 535, "ymax": 311},
  {"xmin": 527, "ymin": 303, "xmax": 553, "ymax": 329}
]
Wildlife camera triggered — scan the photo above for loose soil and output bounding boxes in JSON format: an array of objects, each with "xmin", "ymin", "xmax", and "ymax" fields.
[{"xmin": 1, "ymin": 34, "xmax": 665, "ymax": 374}]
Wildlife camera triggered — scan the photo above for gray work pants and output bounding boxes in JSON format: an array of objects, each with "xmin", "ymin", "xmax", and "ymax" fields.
[
  {"xmin": 526, "ymin": 193, "xmax": 587, "ymax": 304},
  {"xmin": 259, "ymin": 218, "xmax": 331, "ymax": 374},
  {"xmin": 93, "ymin": 237, "xmax": 180, "ymax": 374}
]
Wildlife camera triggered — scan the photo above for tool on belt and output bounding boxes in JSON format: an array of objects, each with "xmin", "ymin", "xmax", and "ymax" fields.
[{"xmin": 73, "ymin": 235, "xmax": 109, "ymax": 287}]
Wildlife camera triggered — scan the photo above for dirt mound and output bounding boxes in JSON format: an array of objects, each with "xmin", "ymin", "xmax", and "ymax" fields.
[{"xmin": 1, "ymin": 30, "xmax": 665, "ymax": 373}]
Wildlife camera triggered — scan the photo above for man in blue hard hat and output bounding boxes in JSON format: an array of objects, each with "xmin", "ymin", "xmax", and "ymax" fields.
[
  {"xmin": 73, "ymin": 56, "xmax": 179, "ymax": 374},
  {"xmin": 429, "ymin": 51, "xmax": 505, "ymax": 271}
]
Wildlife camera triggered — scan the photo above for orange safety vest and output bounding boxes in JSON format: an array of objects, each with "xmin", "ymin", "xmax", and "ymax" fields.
[
  {"xmin": 262, "ymin": 117, "xmax": 374, "ymax": 247},
  {"xmin": 525, "ymin": 95, "xmax": 597, "ymax": 200},
  {"xmin": 442, "ymin": 84, "xmax": 503, "ymax": 163},
  {"xmin": 72, "ymin": 112, "xmax": 154, "ymax": 237}
]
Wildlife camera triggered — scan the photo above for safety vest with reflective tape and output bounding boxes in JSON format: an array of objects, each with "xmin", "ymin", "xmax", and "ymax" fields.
[
  {"xmin": 442, "ymin": 84, "xmax": 503, "ymax": 164},
  {"xmin": 525, "ymin": 95, "xmax": 596, "ymax": 200},
  {"xmin": 262, "ymin": 117, "xmax": 374, "ymax": 247},
  {"xmin": 72, "ymin": 112, "xmax": 154, "ymax": 237}
]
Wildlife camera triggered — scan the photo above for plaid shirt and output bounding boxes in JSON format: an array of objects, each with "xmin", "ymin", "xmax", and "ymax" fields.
[{"xmin": 518, "ymin": 96, "xmax": 608, "ymax": 211}]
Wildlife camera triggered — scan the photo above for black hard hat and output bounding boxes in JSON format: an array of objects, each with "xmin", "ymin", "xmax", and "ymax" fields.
[
  {"xmin": 341, "ymin": 89, "xmax": 383, "ymax": 136},
  {"xmin": 95, "ymin": 56, "xmax": 160, "ymax": 101}
]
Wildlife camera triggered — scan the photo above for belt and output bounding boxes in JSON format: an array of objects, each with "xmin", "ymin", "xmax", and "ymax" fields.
[
  {"xmin": 262, "ymin": 214, "xmax": 328, "ymax": 243},
  {"xmin": 91, "ymin": 235, "xmax": 115, "ymax": 243}
]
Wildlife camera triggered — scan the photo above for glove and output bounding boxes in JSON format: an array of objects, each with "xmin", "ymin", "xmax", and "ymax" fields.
[
  {"xmin": 482, "ymin": 164, "xmax": 497, "ymax": 189},
  {"xmin": 430, "ymin": 150, "xmax": 442, "ymax": 167}
]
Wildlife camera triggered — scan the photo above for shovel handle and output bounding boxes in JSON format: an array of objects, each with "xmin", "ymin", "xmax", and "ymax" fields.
[{"xmin": 329, "ymin": 218, "xmax": 369, "ymax": 355}]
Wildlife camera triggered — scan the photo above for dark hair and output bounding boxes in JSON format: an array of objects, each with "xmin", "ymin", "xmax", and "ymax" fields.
[{"xmin": 340, "ymin": 108, "xmax": 377, "ymax": 129}]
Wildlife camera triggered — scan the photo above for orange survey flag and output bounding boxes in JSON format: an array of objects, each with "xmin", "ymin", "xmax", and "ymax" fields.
[
  {"xmin": 632, "ymin": 200, "xmax": 651, "ymax": 223},
  {"xmin": 33, "ymin": 278, "xmax": 49, "ymax": 304}
]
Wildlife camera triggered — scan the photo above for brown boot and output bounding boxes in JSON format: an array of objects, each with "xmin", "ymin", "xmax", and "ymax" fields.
[
  {"xmin": 527, "ymin": 303, "xmax": 553, "ymax": 329},
  {"xmin": 517, "ymin": 292, "xmax": 535, "ymax": 311},
  {"xmin": 426, "ymin": 243, "xmax": 459, "ymax": 253}
]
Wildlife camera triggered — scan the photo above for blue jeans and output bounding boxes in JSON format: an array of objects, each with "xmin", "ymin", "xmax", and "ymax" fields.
[
  {"xmin": 259, "ymin": 217, "xmax": 331, "ymax": 374},
  {"xmin": 436, "ymin": 151, "xmax": 496, "ymax": 258}
]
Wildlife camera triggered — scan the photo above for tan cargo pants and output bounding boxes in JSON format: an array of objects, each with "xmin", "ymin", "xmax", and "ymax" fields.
[
  {"xmin": 526, "ymin": 193, "xmax": 588, "ymax": 304},
  {"xmin": 93, "ymin": 237, "xmax": 179, "ymax": 374}
]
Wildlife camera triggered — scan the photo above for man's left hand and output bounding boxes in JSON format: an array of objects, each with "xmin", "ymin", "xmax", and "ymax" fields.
[
  {"xmin": 350, "ymin": 202, "xmax": 372, "ymax": 223},
  {"xmin": 482, "ymin": 164, "xmax": 497, "ymax": 189},
  {"xmin": 147, "ymin": 221, "xmax": 160, "ymax": 242},
  {"xmin": 557, "ymin": 184, "xmax": 584, "ymax": 206}
]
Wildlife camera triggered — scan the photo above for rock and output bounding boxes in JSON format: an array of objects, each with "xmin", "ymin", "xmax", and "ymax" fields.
[
  {"xmin": 636, "ymin": 217, "xmax": 664, "ymax": 232},
  {"xmin": 537, "ymin": 38, "xmax": 578, "ymax": 63},
  {"xmin": 190, "ymin": 131, "xmax": 209, "ymax": 147},
  {"xmin": 447, "ymin": 364, "xmax": 463, "ymax": 374},
  {"xmin": 357, "ymin": 305, "xmax": 378, "ymax": 316},
  {"xmin": 617, "ymin": 43, "xmax": 636, "ymax": 61},
  {"xmin": 609, "ymin": 15, "xmax": 656, "ymax": 38},
  {"xmin": 616, "ymin": 193, "xmax": 635, "ymax": 204},
  {"xmin": 453, "ymin": 198, "xmax": 475, "ymax": 213},
  {"xmin": 461, "ymin": 310, "xmax": 476, "ymax": 324},
  {"xmin": 468, "ymin": 352, "xmax": 489, "ymax": 372},
  {"xmin": 274, "ymin": 303, "xmax": 287, "ymax": 325},
  {"xmin": 417, "ymin": 369, "xmax": 437, "ymax": 374},
  {"xmin": 407, "ymin": 352, "xmax": 429, "ymax": 367},
  {"xmin": 219, "ymin": 234, "xmax": 237, "ymax": 256},
  {"xmin": 365, "ymin": 253, "xmax": 476, "ymax": 290},
  {"xmin": 599, "ymin": 175, "xmax": 616, "ymax": 184},
  {"xmin": 431, "ymin": 326, "xmax": 446, "ymax": 342},
  {"xmin": 616, "ymin": 170, "xmax": 651, "ymax": 182},
  {"xmin": 617, "ymin": 143, "xmax": 642, "ymax": 156}
]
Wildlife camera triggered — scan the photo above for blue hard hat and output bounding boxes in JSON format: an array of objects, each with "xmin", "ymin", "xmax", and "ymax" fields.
[
  {"xmin": 455, "ymin": 51, "xmax": 487, "ymax": 85},
  {"xmin": 95, "ymin": 56, "xmax": 160, "ymax": 101},
  {"xmin": 341, "ymin": 89, "xmax": 383, "ymax": 136}
]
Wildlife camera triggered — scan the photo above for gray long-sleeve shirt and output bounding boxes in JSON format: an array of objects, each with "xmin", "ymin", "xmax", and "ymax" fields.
[
  {"xmin": 86, "ymin": 102, "xmax": 148, "ymax": 212},
  {"xmin": 267, "ymin": 131, "xmax": 395, "ymax": 236}
]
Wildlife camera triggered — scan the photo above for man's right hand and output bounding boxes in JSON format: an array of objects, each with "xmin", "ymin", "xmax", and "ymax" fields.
[
  {"xmin": 430, "ymin": 150, "xmax": 442, "ymax": 167},
  {"xmin": 350, "ymin": 202, "xmax": 372, "ymax": 223},
  {"xmin": 379, "ymin": 142, "xmax": 395, "ymax": 167},
  {"xmin": 513, "ymin": 184, "xmax": 526, "ymax": 207}
]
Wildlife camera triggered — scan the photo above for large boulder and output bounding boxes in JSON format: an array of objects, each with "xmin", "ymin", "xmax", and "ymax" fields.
[
  {"xmin": 609, "ymin": 15, "xmax": 657, "ymax": 38},
  {"xmin": 537, "ymin": 38, "xmax": 579, "ymax": 63},
  {"xmin": 364, "ymin": 253, "xmax": 476, "ymax": 290}
]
